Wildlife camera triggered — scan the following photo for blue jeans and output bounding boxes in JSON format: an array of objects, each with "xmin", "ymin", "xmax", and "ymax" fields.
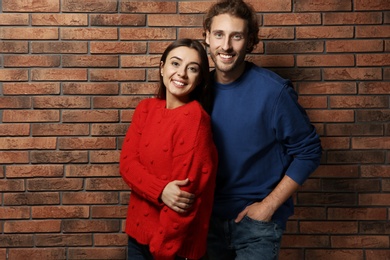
[{"xmin": 206, "ymin": 216, "xmax": 283, "ymax": 260}]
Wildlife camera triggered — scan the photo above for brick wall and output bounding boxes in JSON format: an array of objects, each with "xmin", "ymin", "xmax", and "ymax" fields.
[{"xmin": 0, "ymin": 0, "xmax": 389, "ymax": 259}]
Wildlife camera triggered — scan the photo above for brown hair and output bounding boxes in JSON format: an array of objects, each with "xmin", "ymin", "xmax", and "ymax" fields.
[
  {"xmin": 203, "ymin": 0, "xmax": 260, "ymax": 53},
  {"xmin": 156, "ymin": 38, "xmax": 212, "ymax": 113}
]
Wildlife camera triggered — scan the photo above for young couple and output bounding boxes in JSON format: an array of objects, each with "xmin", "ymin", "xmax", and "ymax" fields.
[{"xmin": 120, "ymin": 0, "xmax": 322, "ymax": 259}]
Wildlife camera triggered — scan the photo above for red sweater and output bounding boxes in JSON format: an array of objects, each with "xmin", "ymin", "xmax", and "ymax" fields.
[{"xmin": 120, "ymin": 98, "xmax": 218, "ymax": 260}]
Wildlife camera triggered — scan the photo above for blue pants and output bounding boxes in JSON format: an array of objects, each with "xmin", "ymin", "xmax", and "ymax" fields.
[{"xmin": 206, "ymin": 216, "xmax": 283, "ymax": 260}]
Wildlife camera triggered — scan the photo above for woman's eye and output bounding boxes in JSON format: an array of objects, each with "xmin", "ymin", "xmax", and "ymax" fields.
[
  {"xmin": 171, "ymin": 61, "xmax": 180, "ymax": 67},
  {"xmin": 188, "ymin": 66, "xmax": 199, "ymax": 73}
]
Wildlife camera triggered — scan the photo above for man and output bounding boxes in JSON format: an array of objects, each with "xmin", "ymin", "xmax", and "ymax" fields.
[{"xmin": 202, "ymin": 0, "xmax": 322, "ymax": 259}]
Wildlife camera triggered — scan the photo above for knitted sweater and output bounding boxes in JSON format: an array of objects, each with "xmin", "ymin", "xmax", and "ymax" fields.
[
  {"xmin": 210, "ymin": 62, "xmax": 322, "ymax": 229},
  {"xmin": 120, "ymin": 98, "xmax": 218, "ymax": 260}
]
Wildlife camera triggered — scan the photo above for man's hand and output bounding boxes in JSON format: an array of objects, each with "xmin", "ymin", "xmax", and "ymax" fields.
[
  {"xmin": 161, "ymin": 178, "xmax": 195, "ymax": 213},
  {"xmin": 235, "ymin": 201, "xmax": 275, "ymax": 223}
]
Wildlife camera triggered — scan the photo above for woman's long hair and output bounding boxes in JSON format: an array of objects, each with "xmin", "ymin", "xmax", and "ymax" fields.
[{"xmin": 156, "ymin": 38, "xmax": 212, "ymax": 113}]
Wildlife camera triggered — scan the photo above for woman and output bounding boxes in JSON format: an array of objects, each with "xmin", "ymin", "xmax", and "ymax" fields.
[{"xmin": 120, "ymin": 39, "xmax": 218, "ymax": 260}]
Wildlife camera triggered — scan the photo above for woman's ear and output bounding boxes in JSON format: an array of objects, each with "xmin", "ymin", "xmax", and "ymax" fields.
[{"xmin": 160, "ymin": 61, "xmax": 164, "ymax": 76}]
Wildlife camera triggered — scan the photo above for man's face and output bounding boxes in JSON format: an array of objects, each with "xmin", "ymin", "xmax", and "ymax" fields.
[{"xmin": 206, "ymin": 13, "xmax": 248, "ymax": 79}]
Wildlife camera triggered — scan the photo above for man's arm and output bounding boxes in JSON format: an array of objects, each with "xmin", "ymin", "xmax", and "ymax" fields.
[{"xmin": 235, "ymin": 175, "xmax": 299, "ymax": 223}]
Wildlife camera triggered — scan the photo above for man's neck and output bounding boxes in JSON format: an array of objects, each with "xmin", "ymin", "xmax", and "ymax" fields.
[{"xmin": 215, "ymin": 62, "xmax": 246, "ymax": 84}]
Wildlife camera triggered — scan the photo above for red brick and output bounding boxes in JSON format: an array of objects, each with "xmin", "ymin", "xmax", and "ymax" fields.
[
  {"xmin": 90, "ymin": 41, "xmax": 146, "ymax": 54},
  {"xmin": 356, "ymin": 110, "xmax": 390, "ymax": 122},
  {"xmin": 4, "ymin": 192, "xmax": 59, "ymax": 205},
  {"xmin": 324, "ymin": 68, "xmax": 382, "ymax": 80},
  {"xmin": 330, "ymin": 96, "xmax": 388, "ymax": 108},
  {"xmin": 63, "ymin": 55, "xmax": 119, "ymax": 67},
  {"xmin": 90, "ymin": 69, "xmax": 145, "ymax": 81},
  {"xmin": 248, "ymin": 55, "xmax": 295, "ymax": 68},
  {"xmin": 35, "ymin": 234, "xmax": 92, "ymax": 247},
  {"xmin": 0, "ymin": 137, "xmax": 57, "ymax": 149},
  {"xmin": 355, "ymin": 0, "xmax": 390, "ymax": 10},
  {"xmin": 311, "ymin": 165, "xmax": 359, "ymax": 178},
  {"xmin": 148, "ymin": 14, "xmax": 203, "ymax": 26},
  {"xmin": 0, "ymin": 41, "xmax": 28, "ymax": 53},
  {"xmin": 0, "ymin": 152, "xmax": 29, "ymax": 164},
  {"xmin": 247, "ymin": 0, "xmax": 292, "ymax": 12},
  {"xmin": 86, "ymin": 178, "xmax": 128, "ymax": 191},
  {"xmin": 68, "ymin": 247, "xmax": 126, "ymax": 260},
  {"xmin": 122, "ymin": 82, "xmax": 158, "ymax": 95},
  {"xmin": 298, "ymin": 96, "xmax": 327, "ymax": 109},
  {"xmin": 93, "ymin": 96, "xmax": 145, "ymax": 109},
  {"xmin": 275, "ymin": 68, "xmax": 321, "ymax": 81},
  {"xmin": 120, "ymin": 28, "xmax": 176, "ymax": 40},
  {"xmin": 62, "ymin": 110, "xmax": 118, "ymax": 123},
  {"xmin": 266, "ymin": 41, "xmax": 324, "ymax": 54},
  {"xmin": 31, "ymin": 42, "xmax": 88, "ymax": 53},
  {"xmin": 0, "ymin": 207, "xmax": 30, "ymax": 219},
  {"xmin": 298, "ymin": 192, "xmax": 357, "ymax": 206},
  {"xmin": 33, "ymin": 96, "xmax": 90, "ymax": 108},
  {"xmin": 352, "ymin": 137, "xmax": 390, "ymax": 149},
  {"xmin": 299, "ymin": 82, "xmax": 356, "ymax": 94},
  {"xmin": 120, "ymin": 1, "xmax": 176, "ymax": 13},
  {"xmin": 91, "ymin": 206, "xmax": 127, "ymax": 218},
  {"xmin": 357, "ymin": 54, "xmax": 390, "ymax": 66},
  {"xmin": 324, "ymin": 12, "xmax": 382, "ymax": 25},
  {"xmin": 94, "ymin": 233, "xmax": 127, "ymax": 246},
  {"xmin": 281, "ymin": 235, "xmax": 330, "ymax": 247},
  {"xmin": 2, "ymin": 0, "xmax": 59, "ymax": 12},
  {"xmin": 58, "ymin": 137, "xmax": 116, "ymax": 150},
  {"xmin": 264, "ymin": 13, "xmax": 321, "ymax": 25},
  {"xmin": 323, "ymin": 179, "xmax": 380, "ymax": 192},
  {"xmin": 328, "ymin": 207, "xmax": 387, "ymax": 220},
  {"xmin": 90, "ymin": 124, "xmax": 128, "ymax": 136},
  {"xmin": 32, "ymin": 14, "xmax": 88, "ymax": 26},
  {"xmin": 32, "ymin": 123, "xmax": 89, "ymax": 136},
  {"xmin": 360, "ymin": 221, "xmax": 390, "ymax": 234},
  {"xmin": 0, "ymin": 235, "xmax": 33, "ymax": 247},
  {"xmin": 331, "ymin": 235, "xmax": 389, "ymax": 248},
  {"xmin": 320, "ymin": 137, "xmax": 350, "ymax": 149},
  {"xmin": 63, "ymin": 219, "xmax": 120, "ymax": 233},
  {"xmin": 291, "ymin": 207, "xmax": 326, "ymax": 220},
  {"xmin": 178, "ymin": 28, "xmax": 205, "ymax": 41},
  {"xmin": 359, "ymin": 82, "xmax": 390, "ymax": 94},
  {"xmin": 32, "ymin": 206, "xmax": 89, "ymax": 219},
  {"xmin": 297, "ymin": 54, "xmax": 354, "ymax": 67},
  {"xmin": 31, "ymin": 68, "xmax": 87, "ymax": 81},
  {"xmin": 259, "ymin": 27, "xmax": 294, "ymax": 39},
  {"xmin": 148, "ymin": 41, "xmax": 175, "ymax": 54},
  {"xmin": 0, "ymin": 69, "xmax": 28, "ymax": 81},
  {"xmin": 361, "ymin": 165, "xmax": 390, "ymax": 178},
  {"xmin": 297, "ymin": 26, "xmax": 354, "ymax": 39},
  {"xmin": 61, "ymin": 28, "xmax": 118, "ymax": 40},
  {"xmin": 27, "ymin": 178, "xmax": 83, "ymax": 191},
  {"xmin": 366, "ymin": 250, "xmax": 390, "ymax": 260},
  {"xmin": 305, "ymin": 250, "xmax": 364, "ymax": 260},
  {"xmin": 63, "ymin": 83, "xmax": 119, "ymax": 95},
  {"xmin": 2, "ymin": 82, "xmax": 60, "ymax": 95},
  {"xmin": 178, "ymin": 1, "xmax": 213, "ymax": 13},
  {"xmin": 90, "ymin": 151, "xmax": 120, "ymax": 163},
  {"xmin": 327, "ymin": 151, "xmax": 385, "ymax": 164},
  {"xmin": 8, "ymin": 249, "xmax": 66, "ymax": 260},
  {"xmin": 65, "ymin": 165, "xmax": 119, "ymax": 177},
  {"xmin": 279, "ymin": 249, "xmax": 304, "ymax": 260},
  {"xmin": 62, "ymin": 0, "xmax": 117, "ymax": 12},
  {"xmin": 0, "ymin": 14, "xmax": 29, "ymax": 25},
  {"xmin": 31, "ymin": 151, "xmax": 88, "ymax": 164},
  {"xmin": 3, "ymin": 110, "xmax": 59, "ymax": 123},
  {"xmin": 325, "ymin": 123, "xmax": 383, "ymax": 136},
  {"xmin": 357, "ymin": 25, "xmax": 390, "ymax": 38},
  {"xmin": 326, "ymin": 39, "xmax": 384, "ymax": 52},
  {"xmin": 294, "ymin": 0, "xmax": 351, "ymax": 11},
  {"xmin": 91, "ymin": 14, "xmax": 145, "ymax": 26},
  {"xmin": 121, "ymin": 55, "xmax": 160, "ymax": 68},
  {"xmin": 4, "ymin": 220, "xmax": 61, "ymax": 233},
  {"xmin": 306, "ymin": 110, "xmax": 354, "ymax": 123},
  {"xmin": 0, "ymin": 28, "xmax": 58, "ymax": 40},
  {"xmin": 6, "ymin": 165, "xmax": 63, "ymax": 178},
  {"xmin": 0, "ymin": 97, "xmax": 31, "ymax": 109},
  {"xmin": 300, "ymin": 221, "xmax": 358, "ymax": 234}
]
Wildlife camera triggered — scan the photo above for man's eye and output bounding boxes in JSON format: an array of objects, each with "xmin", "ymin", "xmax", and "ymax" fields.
[
  {"xmin": 233, "ymin": 35, "xmax": 243, "ymax": 40},
  {"xmin": 214, "ymin": 33, "xmax": 223, "ymax": 39}
]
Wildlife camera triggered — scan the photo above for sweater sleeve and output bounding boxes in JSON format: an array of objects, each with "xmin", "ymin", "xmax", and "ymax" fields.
[
  {"xmin": 149, "ymin": 114, "xmax": 218, "ymax": 260},
  {"xmin": 119, "ymin": 100, "xmax": 169, "ymax": 206},
  {"xmin": 273, "ymin": 84, "xmax": 322, "ymax": 185}
]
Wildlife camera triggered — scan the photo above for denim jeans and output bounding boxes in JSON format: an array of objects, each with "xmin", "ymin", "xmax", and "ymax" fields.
[
  {"xmin": 127, "ymin": 236, "xmax": 190, "ymax": 260},
  {"xmin": 206, "ymin": 215, "xmax": 283, "ymax": 260}
]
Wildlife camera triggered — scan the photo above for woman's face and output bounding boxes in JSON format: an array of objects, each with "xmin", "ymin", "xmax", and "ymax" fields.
[{"xmin": 160, "ymin": 46, "xmax": 202, "ymax": 109}]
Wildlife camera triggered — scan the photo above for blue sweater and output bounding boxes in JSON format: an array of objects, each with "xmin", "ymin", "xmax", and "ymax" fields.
[{"xmin": 210, "ymin": 62, "xmax": 322, "ymax": 229}]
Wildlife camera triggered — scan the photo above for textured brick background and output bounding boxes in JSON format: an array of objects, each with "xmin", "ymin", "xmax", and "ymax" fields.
[{"xmin": 0, "ymin": 0, "xmax": 389, "ymax": 259}]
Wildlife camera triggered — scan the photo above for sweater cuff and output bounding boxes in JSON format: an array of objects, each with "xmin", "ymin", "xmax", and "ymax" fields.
[{"xmin": 143, "ymin": 177, "xmax": 169, "ymax": 205}]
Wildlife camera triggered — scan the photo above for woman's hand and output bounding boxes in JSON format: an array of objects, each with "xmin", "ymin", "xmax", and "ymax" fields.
[{"xmin": 161, "ymin": 178, "xmax": 195, "ymax": 213}]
